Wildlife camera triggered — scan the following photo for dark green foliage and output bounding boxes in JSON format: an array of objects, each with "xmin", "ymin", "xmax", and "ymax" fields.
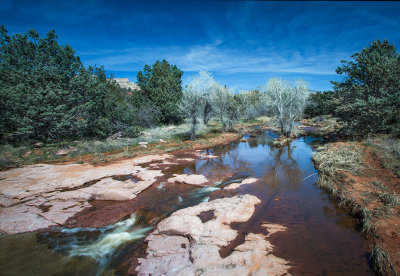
[
  {"xmin": 123, "ymin": 126, "xmax": 143, "ymax": 138},
  {"xmin": 131, "ymin": 100, "xmax": 161, "ymax": 128},
  {"xmin": 103, "ymin": 79, "xmax": 137, "ymax": 133},
  {"xmin": 136, "ymin": 59, "xmax": 183, "ymax": 125},
  {"xmin": 0, "ymin": 26, "xmax": 140, "ymax": 141},
  {"xmin": 304, "ymin": 91, "xmax": 336, "ymax": 118},
  {"xmin": 331, "ymin": 39, "xmax": 400, "ymax": 136}
]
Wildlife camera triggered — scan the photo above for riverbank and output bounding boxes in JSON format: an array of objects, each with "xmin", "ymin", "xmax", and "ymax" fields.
[
  {"xmin": 0, "ymin": 119, "xmax": 268, "ymax": 171},
  {"xmin": 312, "ymin": 136, "xmax": 400, "ymax": 275}
]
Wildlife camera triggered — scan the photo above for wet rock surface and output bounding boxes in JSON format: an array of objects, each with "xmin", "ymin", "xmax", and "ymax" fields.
[
  {"xmin": 135, "ymin": 195, "xmax": 290, "ymax": 276},
  {"xmin": 167, "ymin": 174, "xmax": 209, "ymax": 186},
  {"xmin": 0, "ymin": 149, "xmax": 225, "ymax": 235},
  {"xmin": 0, "ymin": 155, "xmax": 170, "ymax": 234},
  {"xmin": 224, "ymin": 177, "xmax": 259, "ymax": 190}
]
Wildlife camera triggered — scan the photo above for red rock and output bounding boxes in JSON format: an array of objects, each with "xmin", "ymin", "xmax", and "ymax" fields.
[
  {"xmin": 167, "ymin": 174, "xmax": 209, "ymax": 186},
  {"xmin": 224, "ymin": 177, "xmax": 259, "ymax": 190},
  {"xmin": 136, "ymin": 195, "xmax": 290, "ymax": 276},
  {"xmin": 0, "ymin": 205, "xmax": 56, "ymax": 234}
]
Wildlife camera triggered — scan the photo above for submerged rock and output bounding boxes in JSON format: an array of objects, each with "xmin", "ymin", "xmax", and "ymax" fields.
[
  {"xmin": 136, "ymin": 195, "xmax": 290, "ymax": 275},
  {"xmin": 224, "ymin": 177, "xmax": 259, "ymax": 190},
  {"xmin": 167, "ymin": 174, "xmax": 209, "ymax": 186}
]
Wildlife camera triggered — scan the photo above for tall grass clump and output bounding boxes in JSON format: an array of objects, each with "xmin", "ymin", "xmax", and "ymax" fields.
[
  {"xmin": 369, "ymin": 244, "xmax": 396, "ymax": 276},
  {"xmin": 313, "ymin": 145, "xmax": 365, "ymax": 177},
  {"xmin": 312, "ymin": 144, "xmax": 365, "ymax": 194}
]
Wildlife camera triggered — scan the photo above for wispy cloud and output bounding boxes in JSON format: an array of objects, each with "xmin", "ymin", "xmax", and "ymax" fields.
[{"xmin": 81, "ymin": 42, "xmax": 345, "ymax": 77}]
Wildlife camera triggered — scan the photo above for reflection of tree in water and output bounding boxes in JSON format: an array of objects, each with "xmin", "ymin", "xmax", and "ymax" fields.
[
  {"xmin": 263, "ymin": 143, "xmax": 302, "ymax": 192},
  {"xmin": 195, "ymin": 141, "xmax": 251, "ymax": 177},
  {"xmin": 248, "ymin": 136, "xmax": 270, "ymax": 149},
  {"xmin": 248, "ymin": 139, "xmax": 259, "ymax": 148}
]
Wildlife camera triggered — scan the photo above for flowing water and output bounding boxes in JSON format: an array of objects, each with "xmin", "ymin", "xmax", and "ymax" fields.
[{"xmin": 0, "ymin": 131, "xmax": 372, "ymax": 275}]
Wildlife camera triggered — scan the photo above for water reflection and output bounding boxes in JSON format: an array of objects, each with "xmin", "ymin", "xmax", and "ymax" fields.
[{"xmin": 263, "ymin": 143, "xmax": 302, "ymax": 192}]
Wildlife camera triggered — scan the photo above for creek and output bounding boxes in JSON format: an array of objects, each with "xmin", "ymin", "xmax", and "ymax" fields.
[{"xmin": 0, "ymin": 131, "xmax": 372, "ymax": 275}]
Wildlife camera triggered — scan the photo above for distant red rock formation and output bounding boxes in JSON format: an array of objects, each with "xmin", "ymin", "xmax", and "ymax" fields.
[{"xmin": 109, "ymin": 78, "xmax": 141, "ymax": 91}]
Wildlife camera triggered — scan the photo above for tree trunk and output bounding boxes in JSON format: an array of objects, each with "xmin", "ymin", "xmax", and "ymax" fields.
[
  {"xmin": 220, "ymin": 115, "xmax": 226, "ymax": 132},
  {"xmin": 191, "ymin": 116, "xmax": 197, "ymax": 140},
  {"xmin": 279, "ymin": 118, "xmax": 286, "ymax": 137},
  {"xmin": 203, "ymin": 102, "xmax": 212, "ymax": 125}
]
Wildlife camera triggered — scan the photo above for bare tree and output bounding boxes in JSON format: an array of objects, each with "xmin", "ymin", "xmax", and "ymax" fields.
[
  {"xmin": 263, "ymin": 78, "xmax": 308, "ymax": 137},
  {"xmin": 180, "ymin": 71, "xmax": 215, "ymax": 140},
  {"xmin": 210, "ymin": 84, "xmax": 240, "ymax": 132}
]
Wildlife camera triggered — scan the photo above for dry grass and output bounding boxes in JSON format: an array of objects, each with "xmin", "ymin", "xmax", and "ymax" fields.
[
  {"xmin": 364, "ymin": 136, "xmax": 400, "ymax": 177},
  {"xmin": 313, "ymin": 144, "xmax": 365, "ymax": 177},
  {"xmin": 370, "ymin": 244, "xmax": 396, "ymax": 276},
  {"xmin": 314, "ymin": 141, "xmax": 400, "ymax": 275}
]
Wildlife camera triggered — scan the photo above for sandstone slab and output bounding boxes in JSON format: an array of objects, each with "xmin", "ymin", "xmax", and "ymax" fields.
[
  {"xmin": 0, "ymin": 155, "xmax": 168, "ymax": 234},
  {"xmin": 0, "ymin": 205, "xmax": 56, "ymax": 234},
  {"xmin": 136, "ymin": 195, "xmax": 290, "ymax": 275}
]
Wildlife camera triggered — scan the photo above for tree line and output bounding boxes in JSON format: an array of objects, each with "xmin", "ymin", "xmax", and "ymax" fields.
[
  {"xmin": 0, "ymin": 26, "xmax": 184, "ymax": 142},
  {"xmin": 1, "ymin": 26, "xmax": 398, "ymax": 143}
]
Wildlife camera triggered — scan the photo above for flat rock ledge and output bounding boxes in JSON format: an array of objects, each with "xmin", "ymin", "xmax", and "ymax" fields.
[
  {"xmin": 0, "ymin": 154, "xmax": 169, "ymax": 234},
  {"xmin": 135, "ymin": 194, "xmax": 290, "ymax": 276}
]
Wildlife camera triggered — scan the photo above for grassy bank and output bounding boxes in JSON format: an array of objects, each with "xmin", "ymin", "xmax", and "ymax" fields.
[
  {"xmin": 312, "ymin": 136, "xmax": 400, "ymax": 275},
  {"xmin": 0, "ymin": 118, "xmax": 270, "ymax": 170}
]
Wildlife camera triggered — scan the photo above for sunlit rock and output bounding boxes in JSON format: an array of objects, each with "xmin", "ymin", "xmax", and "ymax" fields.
[
  {"xmin": 167, "ymin": 174, "xmax": 209, "ymax": 186},
  {"xmin": 136, "ymin": 194, "xmax": 290, "ymax": 275},
  {"xmin": 224, "ymin": 177, "xmax": 259, "ymax": 190}
]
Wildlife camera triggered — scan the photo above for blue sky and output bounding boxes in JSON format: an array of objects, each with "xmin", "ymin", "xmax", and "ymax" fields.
[{"xmin": 1, "ymin": 0, "xmax": 399, "ymax": 91}]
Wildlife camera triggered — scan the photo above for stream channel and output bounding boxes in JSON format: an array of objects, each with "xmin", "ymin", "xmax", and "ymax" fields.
[{"xmin": 0, "ymin": 131, "xmax": 372, "ymax": 275}]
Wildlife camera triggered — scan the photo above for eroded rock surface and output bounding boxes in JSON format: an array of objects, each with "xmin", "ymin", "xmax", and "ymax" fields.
[
  {"xmin": 0, "ymin": 155, "xmax": 169, "ymax": 234},
  {"xmin": 136, "ymin": 195, "xmax": 290, "ymax": 276}
]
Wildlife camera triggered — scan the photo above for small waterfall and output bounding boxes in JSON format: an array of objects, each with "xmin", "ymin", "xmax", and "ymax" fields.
[{"xmin": 68, "ymin": 214, "xmax": 152, "ymax": 266}]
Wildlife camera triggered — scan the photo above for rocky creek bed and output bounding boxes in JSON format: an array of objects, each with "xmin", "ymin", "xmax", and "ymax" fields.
[{"xmin": 0, "ymin": 131, "xmax": 373, "ymax": 275}]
